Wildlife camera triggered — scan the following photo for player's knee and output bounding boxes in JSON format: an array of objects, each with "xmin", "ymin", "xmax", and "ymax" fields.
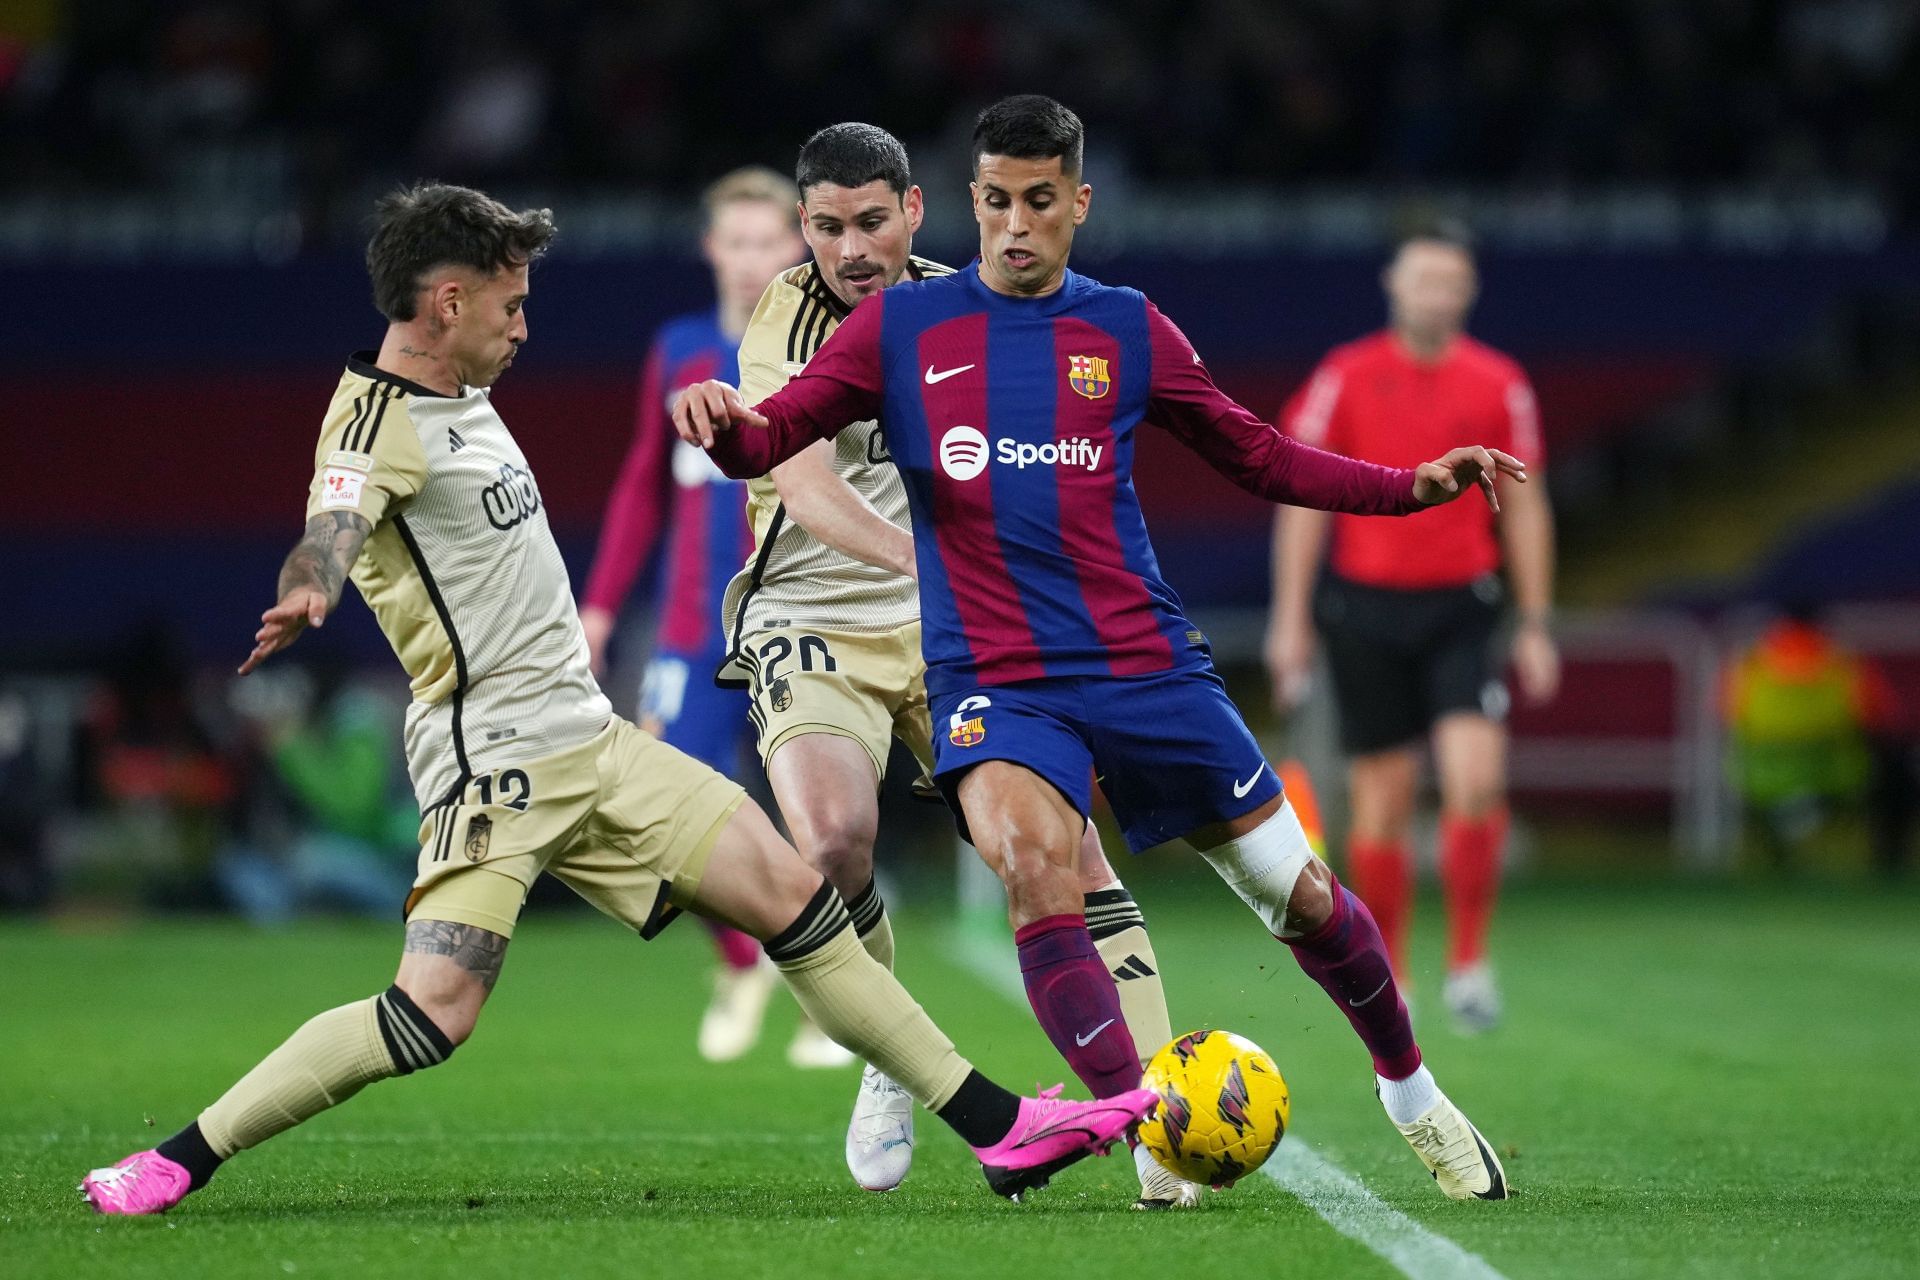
[
  {"xmin": 1197, "ymin": 801, "xmax": 1323, "ymax": 937},
  {"xmin": 1281, "ymin": 859, "xmax": 1335, "ymax": 935},
  {"xmin": 1075, "ymin": 828, "xmax": 1118, "ymax": 892},
  {"xmin": 793, "ymin": 807, "xmax": 879, "ymax": 887},
  {"xmin": 999, "ymin": 845, "xmax": 1083, "ymax": 924},
  {"xmin": 1442, "ymin": 780, "xmax": 1506, "ymax": 821}
]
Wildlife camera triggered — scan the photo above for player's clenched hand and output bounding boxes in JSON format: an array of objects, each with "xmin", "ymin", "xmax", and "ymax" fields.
[
  {"xmin": 238, "ymin": 588, "xmax": 329, "ymax": 675},
  {"xmin": 1412, "ymin": 446, "xmax": 1526, "ymax": 513},
  {"xmin": 671, "ymin": 380, "xmax": 768, "ymax": 449}
]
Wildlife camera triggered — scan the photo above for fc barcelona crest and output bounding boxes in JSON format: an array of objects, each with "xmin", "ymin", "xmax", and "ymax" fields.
[
  {"xmin": 464, "ymin": 813, "xmax": 493, "ymax": 863},
  {"xmin": 1067, "ymin": 354, "xmax": 1111, "ymax": 399},
  {"xmin": 949, "ymin": 716, "xmax": 986, "ymax": 747}
]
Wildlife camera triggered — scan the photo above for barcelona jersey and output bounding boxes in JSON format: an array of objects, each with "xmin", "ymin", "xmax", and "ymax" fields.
[
  {"xmin": 710, "ymin": 263, "xmax": 1422, "ymax": 702},
  {"xmin": 582, "ymin": 310, "xmax": 751, "ymax": 660}
]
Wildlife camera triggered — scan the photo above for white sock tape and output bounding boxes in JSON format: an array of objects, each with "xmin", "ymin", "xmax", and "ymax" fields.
[{"xmin": 1196, "ymin": 799, "xmax": 1317, "ymax": 937}]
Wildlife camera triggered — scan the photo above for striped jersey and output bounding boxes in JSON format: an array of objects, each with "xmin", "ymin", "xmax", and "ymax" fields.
[
  {"xmin": 706, "ymin": 265, "xmax": 1424, "ymax": 700},
  {"xmin": 717, "ymin": 258, "xmax": 949, "ymax": 674},
  {"xmin": 307, "ymin": 354, "xmax": 610, "ymax": 809},
  {"xmin": 581, "ymin": 310, "xmax": 751, "ymax": 657}
]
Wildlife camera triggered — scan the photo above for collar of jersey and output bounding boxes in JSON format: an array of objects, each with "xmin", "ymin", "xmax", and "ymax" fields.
[
  {"xmin": 960, "ymin": 262, "xmax": 1084, "ymax": 313},
  {"xmin": 348, "ymin": 351, "xmax": 461, "ymax": 398}
]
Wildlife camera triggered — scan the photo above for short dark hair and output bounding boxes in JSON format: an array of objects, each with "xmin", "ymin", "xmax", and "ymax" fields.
[
  {"xmin": 1396, "ymin": 216, "xmax": 1477, "ymax": 259},
  {"xmin": 971, "ymin": 95, "xmax": 1084, "ymax": 177},
  {"xmin": 795, "ymin": 123, "xmax": 911, "ymax": 201},
  {"xmin": 366, "ymin": 182, "xmax": 557, "ymax": 322}
]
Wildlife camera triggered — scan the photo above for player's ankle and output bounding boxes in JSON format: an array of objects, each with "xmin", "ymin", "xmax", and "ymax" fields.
[
  {"xmin": 935, "ymin": 1070, "xmax": 1020, "ymax": 1149},
  {"xmin": 1377, "ymin": 1064, "xmax": 1439, "ymax": 1125},
  {"xmin": 154, "ymin": 1121, "xmax": 223, "ymax": 1192}
]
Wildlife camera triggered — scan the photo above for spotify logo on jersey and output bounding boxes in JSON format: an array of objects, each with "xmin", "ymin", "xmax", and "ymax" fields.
[{"xmin": 938, "ymin": 425, "xmax": 989, "ymax": 481}]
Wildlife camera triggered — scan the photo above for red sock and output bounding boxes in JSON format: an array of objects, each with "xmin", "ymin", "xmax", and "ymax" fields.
[
  {"xmin": 1347, "ymin": 837, "xmax": 1411, "ymax": 982},
  {"xmin": 705, "ymin": 920, "xmax": 762, "ymax": 971},
  {"xmin": 1440, "ymin": 809, "xmax": 1508, "ymax": 971}
]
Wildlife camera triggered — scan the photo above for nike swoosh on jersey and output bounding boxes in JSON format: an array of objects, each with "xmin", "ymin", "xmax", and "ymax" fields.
[
  {"xmin": 924, "ymin": 363, "xmax": 975, "ymax": 384},
  {"xmin": 1232, "ymin": 766, "xmax": 1266, "ymax": 798}
]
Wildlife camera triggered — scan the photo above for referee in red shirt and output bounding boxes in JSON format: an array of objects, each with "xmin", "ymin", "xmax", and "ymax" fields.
[{"xmin": 1265, "ymin": 221, "xmax": 1559, "ymax": 1033}]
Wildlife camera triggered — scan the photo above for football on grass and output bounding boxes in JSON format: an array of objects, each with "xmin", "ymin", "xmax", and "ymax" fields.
[{"xmin": 1138, "ymin": 1029, "xmax": 1290, "ymax": 1187}]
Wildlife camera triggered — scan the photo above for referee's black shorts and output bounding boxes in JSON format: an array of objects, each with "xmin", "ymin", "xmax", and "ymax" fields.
[{"xmin": 1312, "ymin": 571, "xmax": 1510, "ymax": 756}]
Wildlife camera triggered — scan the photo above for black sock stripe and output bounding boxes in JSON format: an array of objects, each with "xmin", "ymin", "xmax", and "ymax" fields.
[
  {"xmin": 377, "ymin": 994, "xmax": 430, "ymax": 1070},
  {"xmin": 382, "ymin": 984, "xmax": 455, "ymax": 1063},
  {"xmin": 1085, "ymin": 887, "xmax": 1146, "ymax": 941},
  {"xmin": 847, "ymin": 880, "xmax": 885, "ymax": 935},
  {"xmin": 778, "ymin": 908, "xmax": 850, "ymax": 960},
  {"xmin": 379, "ymin": 994, "xmax": 436, "ymax": 1070},
  {"xmin": 764, "ymin": 882, "xmax": 852, "ymax": 962},
  {"xmin": 373, "ymin": 999, "xmax": 416, "ymax": 1076}
]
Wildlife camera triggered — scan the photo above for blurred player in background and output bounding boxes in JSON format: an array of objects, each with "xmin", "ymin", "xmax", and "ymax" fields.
[
  {"xmin": 1265, "ymin": 222, "xmax": 1558, "ymax": 1033},
  {"xmin": 576, "ymin": 168, "xmax": 837, "ymax": 1068},
  {"xmin": 677, "ymin": 96, "xmax": 1520, "ymax": 1201},
  {"xmin": 81, "ymin": 181, "xmax": 1155, "ymax": 1216},
  {"xmin": 727, "ymin": 122, "xmax": 1194, "ymax": 1206}
]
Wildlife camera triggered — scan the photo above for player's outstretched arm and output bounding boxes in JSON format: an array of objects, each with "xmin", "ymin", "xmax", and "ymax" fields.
[
  {"xmin": 239, "ymin": 511, "xmax": 372, "ymax": 675},
  {"xmin": 1411, "ymin": 446, "xmax": 1528, "ymax": 513}
]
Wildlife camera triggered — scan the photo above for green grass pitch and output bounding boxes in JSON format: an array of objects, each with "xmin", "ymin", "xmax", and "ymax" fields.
[{"xmin": 4, "ymin": 878, "xmax": 1917, "ymax": 1278}]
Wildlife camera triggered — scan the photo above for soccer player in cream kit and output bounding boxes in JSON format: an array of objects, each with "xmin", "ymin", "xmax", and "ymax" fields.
[
  {"xmin": 677, "ymin": 96, "xmax": 1520, "ymax": 1199},
  {"xmin": 80, "ymin": 182, "xmax": 1154, "ymax": 1215}
]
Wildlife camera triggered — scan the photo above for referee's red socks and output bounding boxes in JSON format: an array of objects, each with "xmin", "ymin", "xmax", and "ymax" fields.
[
  {"xmin": 1440, "ymin": 808, "xmax": 1508, "ymax": 972},
  {"xmin": 1347, "ymin": 837, "xmax": 1411, "ymax": 982}
]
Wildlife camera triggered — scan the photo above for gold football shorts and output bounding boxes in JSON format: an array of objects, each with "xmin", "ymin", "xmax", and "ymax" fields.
[
  {"xmin": 405, "ymin": 717, "xmax": 745, "ymax": 940},
  {"xmin": 737, "ymin": 621, "xmax": 933, "ymax": 780}
]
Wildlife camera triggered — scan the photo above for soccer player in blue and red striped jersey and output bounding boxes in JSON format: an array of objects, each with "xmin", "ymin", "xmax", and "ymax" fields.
[
  {"xmin": 677, "ymin": 97, "xmax": 1521, "ymax": 1199},
  {"xmin": 578, "ymin": 168, "xmax": 842, "ymax": 1068}
]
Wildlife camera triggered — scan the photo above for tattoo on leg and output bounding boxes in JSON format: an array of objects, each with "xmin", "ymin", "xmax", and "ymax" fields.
[{"xmin": 403, "ymin": 920, "xmax": 508, "ymax": 991}]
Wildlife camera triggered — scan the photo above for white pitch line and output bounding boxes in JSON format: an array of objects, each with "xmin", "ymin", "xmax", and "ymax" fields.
[
  {"xmin": 949, "ymin": 928, "xmax": 1508, "ymax": 1280},
  {"xmin": 1262, "ymin": 1142, "xmax": 1507, "ymax": 1280}
]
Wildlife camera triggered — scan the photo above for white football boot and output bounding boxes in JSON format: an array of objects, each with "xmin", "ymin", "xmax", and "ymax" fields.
[
  {"xmin": 1131, "ymin": 1141, "xmax": 1204, "ymax": 1210},
  {"xmin": 845, "ymin": 1064, "xmax": 915, "ymax": 1191},
  {"xmin": 697, "ymin": 959, "xmax": 778, "ymax": 1063},
  {"xmin": 1443, "ymin": 962, "xmax": 1503, "ymax": 1035},
  {"xmin": 1391, "ymin": 1090, "xmax": 1510, "ymax": 1200},
  {"xmin": 787, "ymin": 1015, "xmax": 858, "ymax": 1069}
]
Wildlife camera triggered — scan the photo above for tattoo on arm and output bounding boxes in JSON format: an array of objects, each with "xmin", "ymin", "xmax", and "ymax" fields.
[
  {"xmin": 403, "ymin": 919, "xmax": 508, "ymax": 992},
  {"xmin": 279, "ymin": 511, "xmax": 372, "ymax": 605}
]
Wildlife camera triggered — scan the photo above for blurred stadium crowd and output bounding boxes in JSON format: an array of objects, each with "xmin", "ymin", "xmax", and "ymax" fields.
[{"xmin": 3, "ymin": 0, "xmax": 1916, "ymax": 230}]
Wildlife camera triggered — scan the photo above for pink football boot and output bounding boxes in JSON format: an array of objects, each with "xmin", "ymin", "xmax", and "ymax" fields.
[
  {"xmin": 973, "ymin": 1085, "xmax": 1157, "ymax": 1200},
  {"xmin": 80, "ymin": 1150, "xmax": 192, "ymax": 1215}
]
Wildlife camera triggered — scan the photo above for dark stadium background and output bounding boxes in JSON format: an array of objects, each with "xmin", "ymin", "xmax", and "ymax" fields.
[{"xmin": 3, "ymin": 0, "xmax": 1917, "ymax": 908}]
